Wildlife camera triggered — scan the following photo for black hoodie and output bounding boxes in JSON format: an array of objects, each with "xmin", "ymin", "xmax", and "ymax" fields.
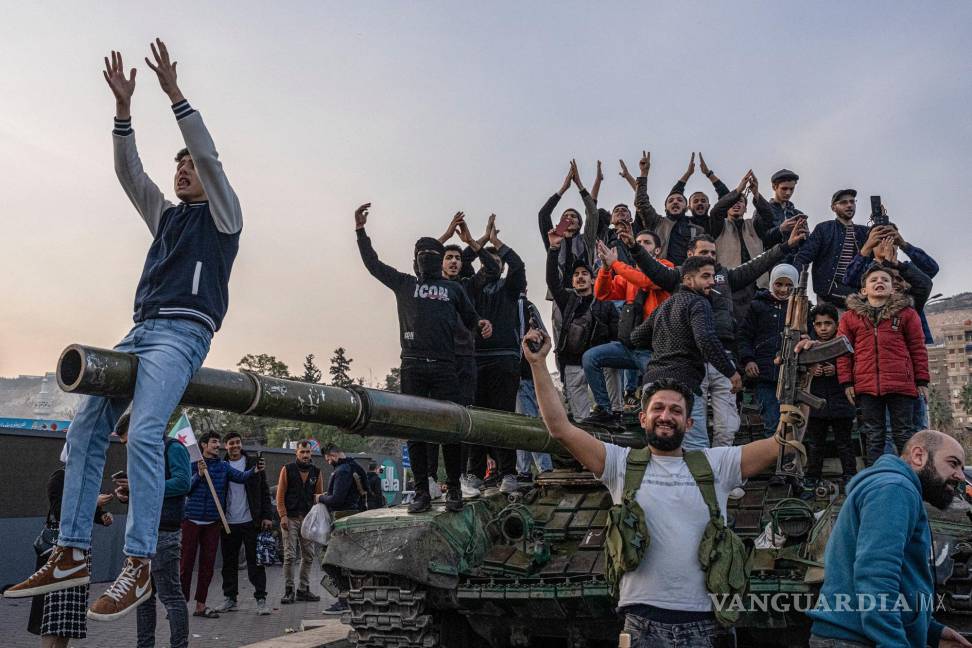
[{"xmin": 358, "ymin": 229, "xmax": 479, "ymax": 361}]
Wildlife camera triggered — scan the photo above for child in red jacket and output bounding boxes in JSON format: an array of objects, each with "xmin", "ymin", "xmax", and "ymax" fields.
[{"xmin": 837, "ymin": 265, "xmax": 929, "ymax": 465}]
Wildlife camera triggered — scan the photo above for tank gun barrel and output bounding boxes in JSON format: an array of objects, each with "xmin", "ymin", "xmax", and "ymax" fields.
[{"xmin": 57, "ymin": 345, "xmax": 605, "ymax": 457}]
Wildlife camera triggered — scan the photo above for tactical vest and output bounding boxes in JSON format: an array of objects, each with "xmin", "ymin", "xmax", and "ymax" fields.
[
  {"xmin": 603, "ymin": 448, "xmax": 751, "ymax": 626},
  {"xmin": 284, "ymin": 463, "xmax": 321, "ymax": 518}
]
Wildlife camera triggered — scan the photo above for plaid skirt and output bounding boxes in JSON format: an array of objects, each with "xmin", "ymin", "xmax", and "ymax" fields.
[{"xmin": 27, "ymin": 553, "xmax": 91, "ymax": 638}]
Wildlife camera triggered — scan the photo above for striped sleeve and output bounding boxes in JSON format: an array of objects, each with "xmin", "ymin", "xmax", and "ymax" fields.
[
  {"xmin": 113, "ymin": 116, "xmax": 133, "ymax": 137},
  {"xmin": 171, "ymin": 99, "xmax": 196, "ymax": 120}
]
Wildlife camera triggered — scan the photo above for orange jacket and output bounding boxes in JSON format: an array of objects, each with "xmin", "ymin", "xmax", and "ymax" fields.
[{"xmin": 594, "ymin": 258, "xmax": 674, "ymax": 319}]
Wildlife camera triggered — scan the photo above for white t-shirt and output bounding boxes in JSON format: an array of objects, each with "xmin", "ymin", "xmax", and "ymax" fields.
[
  {"xmin": 226, "ymin": 457, "xmax": 252, "ymax": 525},
  {"xmin": 598, "ymin": 443, "xmax": 743, "ymax": 611}
]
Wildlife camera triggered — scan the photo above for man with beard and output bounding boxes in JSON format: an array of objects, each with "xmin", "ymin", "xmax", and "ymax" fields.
[
  {"xmin": 793, "ymin": 189, "xmax": 870, "ymax": 308},
  {"xmin": 627, "ymin": 151, "xmax": 713, "ymax": 266},
  {"xmin": 808, "ymin": 430, "xmax": 970, "ymax": 648},
  {"xmin": 275, "ymin": 441, "xmax": 323, "ymax": 605},
  {"xmin": 436, "ymin": 213, "xmax": 496, "ymax": 496},
  {"xmin": 355, "ymin": 203, "xmax": 489, "ymax": 513},
  {"xmin": 669, "ymin": 152, "xmax": 731, "ymax": 228},
  {"xmin": 522, "ymin": 330, "xmax": 785, "ymax": 648},
  {"xmin": 630, "ymin": 256, "xmax": 743, "ymax": 450}
]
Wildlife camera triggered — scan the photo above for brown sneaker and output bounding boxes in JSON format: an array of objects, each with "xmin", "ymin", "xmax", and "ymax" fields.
[
  {"xmin": 87, "ymin": 557, "xmax": 152, "ymax": 621},
  {"xmin": 3, "ymin": 546, "xmax": 90, "ymax": 598}
]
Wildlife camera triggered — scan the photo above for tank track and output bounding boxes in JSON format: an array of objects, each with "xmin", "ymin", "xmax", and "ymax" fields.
[{"xmin": 342, "ymin": 574, "xmax": 438, "ymax": 648}]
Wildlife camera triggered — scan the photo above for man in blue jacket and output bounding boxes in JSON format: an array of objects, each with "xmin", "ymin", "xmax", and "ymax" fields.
[
  {"xmin": 808, "ymin": 430, "xmax": 970, "ymax": 648},
  {"xmin": 794, "ymin": 189, "xmax": 869, "ymax": 308},
  {"xmin": 181, "ymin": 433, "xmax": 260, "ymax": 618}
]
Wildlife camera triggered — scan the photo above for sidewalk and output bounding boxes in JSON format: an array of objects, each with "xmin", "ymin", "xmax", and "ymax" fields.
[{"xmin": 0, "ymin": 564, "xmax": 344, "ymax": 648}]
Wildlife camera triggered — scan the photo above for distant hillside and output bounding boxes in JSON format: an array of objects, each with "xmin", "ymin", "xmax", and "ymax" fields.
[{"xmin": 0, "ymin": 375, "xmax": 80, "ymax": 419}]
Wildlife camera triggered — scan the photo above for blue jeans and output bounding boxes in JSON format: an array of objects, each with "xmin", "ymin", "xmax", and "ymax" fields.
[
  {"xmin": 683, "ymin": 388, "xmax": 709, "ymax": 450},
  {"xmin": 755, "ymin": 381, "xmax": 781, "ymax": 436},
  {"xmin": 136, "ymin": 529, "xmax": 188, "ymax": 648},
  {"xmin": 60, "ymin": 318, "xmax": 212, "ymax": 558},
  {"xmin": 515, "ymin": 380, "xmax": 552, "ymax": 473},
  {"xmin": 623, "ymin": 613, "xmax": 733, "ymax": 648},
  {"xmin": 582, "ymin": 342, "xmax": 651, "ymax": 411}
]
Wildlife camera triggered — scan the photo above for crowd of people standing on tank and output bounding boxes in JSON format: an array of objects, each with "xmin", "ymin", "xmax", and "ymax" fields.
[{"xmin": 355, "ymin": 150, "xmax": 938, "ymax": 511}]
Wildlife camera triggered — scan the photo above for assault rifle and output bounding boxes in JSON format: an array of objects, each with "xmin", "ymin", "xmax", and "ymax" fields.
[{"xmin": 773, "ymin": 269, "xmax": 853, "ymax": 484}]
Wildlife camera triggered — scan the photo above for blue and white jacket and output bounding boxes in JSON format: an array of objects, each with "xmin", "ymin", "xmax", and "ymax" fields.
[{"xmin": 113, "ymin": 100, "xmax": 242, "ymax": 332}]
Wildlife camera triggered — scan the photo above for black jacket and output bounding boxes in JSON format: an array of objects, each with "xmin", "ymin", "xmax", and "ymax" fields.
[
  {"xmin": 628, "ymin": 241, "xmax": 792, "ymax": 355},
  {"xmin": 539, "ymin": 192, "xmax": 590, "ymax": 292},
  {"xmin": 809, "ymin": 366, "xmax": 856, "ymax": 419},
  {"xmin": 546, "ymin": 247, "xmax": 618, "ymax": 367},
  {"xmin": 366, "ymin": 472, "xmax": 385, "ymax": 509},
  {"xmin": 738, "ymin": 290, "xmax": 789, "ymax": 384},
  {"xmin": 319, "ymin": 457, "xmax": 369, "ymax": 513},
  {"xmin": 453, "ymin": 246, "xmax": 501, "ymax": 357},
  {"xmin": 222, "ymin": 450, "xmax": 273, "ymax": 528},
  {"xmin": 793, "ymin": 219, "xmax": 870, "ymax": 306},
  {"xmin": 474, "ymin": 245, "xmax": 527, "ymax": 356},
  {"xmin": 358, "ymin": 228, "xmax": 480, "ymax": 362},
  {"xmin": 630, "ymin": 288, "xmax": 736, "ymax": 394}
]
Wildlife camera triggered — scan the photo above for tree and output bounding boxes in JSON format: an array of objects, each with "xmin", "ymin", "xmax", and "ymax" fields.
[
  {"xmin": 961, "ymin": 382, "xmax": 972, "ymax": 415},
  {"xmin": 237, "ymin": 353, "xmax": 290, "ymax": 378},
  {"xmin": 384, "ymin": 367, "xmax": 401, "ymax": 393},
  {"xmin": 300, "ymin": 354, "xmax": 322, "ymax": 383},
  {"xmin": 329, "ymin": 347, "xmax": 354, "ymax": 388},
  {"xmin": 929, "ymin": 386, "xmax": 954, "ymax": 431}
]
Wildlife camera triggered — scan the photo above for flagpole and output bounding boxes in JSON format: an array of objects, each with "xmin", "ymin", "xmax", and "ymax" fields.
[{"xmin": 201, "ymin": 467, "xmax": 231, "ymax": 534}]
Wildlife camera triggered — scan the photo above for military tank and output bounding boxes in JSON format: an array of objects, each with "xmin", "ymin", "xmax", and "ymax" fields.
[{"xmin": 55, "ymin": 344, "xmax": 972, "ymax": 647}]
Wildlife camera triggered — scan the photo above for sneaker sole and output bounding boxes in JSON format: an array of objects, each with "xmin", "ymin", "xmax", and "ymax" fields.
[
  {"xmin": 4, "ymin": 575, "xmax": 90, "ymax": 598},
  {"xmin": 87, "ymin": 587, "xmax": 153, "ymax": 621}
]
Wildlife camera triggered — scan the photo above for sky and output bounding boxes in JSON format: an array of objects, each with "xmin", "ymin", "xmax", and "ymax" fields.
[{"xmin": 2, "ymin": 1, "xmax": 971, "ymax": 382}]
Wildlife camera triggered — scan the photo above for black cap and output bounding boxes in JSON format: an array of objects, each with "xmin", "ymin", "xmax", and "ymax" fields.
[
  {"xmin": 571, "ymin": 259, "xmax": 593, "ymax": 275},
  {"xmin": 771, "ymin": 169, "xmax": 799, "ymax": 184},
  {"xmin": 414, "ymin": 237, "xmax": 445, "ymax": 256},
  {"xmin": 830, "ymin": 189, "xmax": 857, "ymax": 205}
]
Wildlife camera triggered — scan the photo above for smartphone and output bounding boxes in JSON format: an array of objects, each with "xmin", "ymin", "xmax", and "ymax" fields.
[
  {"xmin": 111, "ymin": 470, "xmax": 127, "ymax": 481},
  {"xmin": 553, "ymin": 213, "xmax": 572, "ymax": 238},
  {"xmin": 870, "ymin": 195, "xmax": 888, "ymax": 227}
]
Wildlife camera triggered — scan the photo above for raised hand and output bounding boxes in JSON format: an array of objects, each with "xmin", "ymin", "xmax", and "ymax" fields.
[
  {"xmin": 735, "ymin": 170, "xmax": 752, "ymax": 194},
  {"xmin": 456, "ymin": 219, "xmax": 475, "ymax": 245},
  {"xmin": 354, "ymin": 203, "xmax": 371, "ymax": 230},
  {"xmin": 619, "ymin": 159, "xmax": 636, "ymax": 190},
  {"xmin": 487, "ymin": 214, "xmax": 503, "ymax": 246},
  {"xmin": 522, "ymin": 328, "xmax": 552, "ymax": 364},
  {"xmin": 103, "ymin": 51, "xmax": 136, "ymax": 118},
  {"xmin": 144, "ymin": 38, "xmax": 184, "ymax": 103},
  {"xmin": 547, "ymin": 227, "xmax": 565, "ymax": 249},
  {"xmin": 616, "ymin": 223, "xmax": 635, "ymax": 248},
  {"xmin": 699, "ymin": 152, "xmax": 710, "ymax": 176},
  {"xmin": 592, "ymin": 160, "xmax": 604, "ymax": 200},
  {"xmin": 439, "ymin": 211, "xmax": 464, "ymax": 242},
  {"xmin": 787, "ymin": 218, "xmax": 809, "ymax": 247},
  {"xmin": 748, "ymin": 172, "xmax": 760, "ymax": 197},
  {"xmin": 569, "ymin": 159, "xmax": 584, "ymax": 190},
  {"xmin": 597, "ymin": 240, "xmax": 619, "ymax": 267},
  {"xmin": 638, "ymin": 150, "xmax": 651, "ymax": 177},
  {"xmin": 559, "ymin": 163, "xmax": 574, "ymax": 195},
  {"xmin": 682, "ymin": 152, "xmax": 696, "ymax": 179}
]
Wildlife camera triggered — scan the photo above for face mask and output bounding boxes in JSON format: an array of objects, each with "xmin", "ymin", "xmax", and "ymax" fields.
[{"xmin": 415, "ymin": 253, "xmax": 443, "ymax": 279}]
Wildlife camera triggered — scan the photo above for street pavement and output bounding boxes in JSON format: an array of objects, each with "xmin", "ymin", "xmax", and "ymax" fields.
[{"xmin": 0, "ymin": 563, "xmax": 345, "ymax": 647}]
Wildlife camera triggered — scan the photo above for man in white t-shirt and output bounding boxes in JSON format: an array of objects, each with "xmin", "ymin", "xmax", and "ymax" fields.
[{"xmin": 522, "ymin": 327, "xmax": 790, "ymax": 648}]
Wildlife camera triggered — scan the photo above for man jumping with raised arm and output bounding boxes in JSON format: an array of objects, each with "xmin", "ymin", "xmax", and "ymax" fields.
[
  {"xmin": 5, "ymin": 40, "xmax": 243, "ymax": 623},
  {"xmin": 521, "ymin": 328, "xmax": 785, "ymax": 647}
]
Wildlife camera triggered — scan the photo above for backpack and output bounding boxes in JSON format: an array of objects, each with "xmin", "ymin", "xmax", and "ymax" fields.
[
  {"xmin": 603, "ymin": 448, "xmax": 750, "ymax": 627},
  {"xmin": 617, "ymin": 288, "xmax": 649, "ymax": 348}
]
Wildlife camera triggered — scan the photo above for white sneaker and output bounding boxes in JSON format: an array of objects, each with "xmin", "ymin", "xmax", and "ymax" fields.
[
  {"xmin": 255, "ymin": 598, "xmax": 270, "ymax": 615},
  {"xmin": 499, "ymin": 475, "xmax": 519, "ymax": 494},
  {"xmin": 729, "ymin": 487, "xmax": 746, "ymax": 500},
  {"xmin": 215, "ymin": 597, "xmax": 237, "ymax": 613},
  {"xmin": 460, "ymin": 476, "xmax": 481, "ymax": 500},
  {"xmin": 428, "ymin": 477, "xmax": 443, "ymax": 500}
]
